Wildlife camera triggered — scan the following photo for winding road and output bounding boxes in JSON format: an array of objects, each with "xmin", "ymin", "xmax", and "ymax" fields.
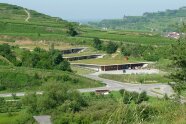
[
  {"xmin": 79, "ymin": 74, "xmax": 175, "ymax": 98},
  {"xmin": 0, "ymin": 73, "xmax": 175, "ymax": 98},
  {"xmin": 24, "ymin": 9, "xmax": 30, "ymax": 22}
]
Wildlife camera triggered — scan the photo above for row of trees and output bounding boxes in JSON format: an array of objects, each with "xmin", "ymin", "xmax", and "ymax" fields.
[
  {"xmin": 21, "ymin": 47, "xmax": 71, "ymax": 71},
  {"xmin": 121, "ymin": 44, "xmax": 172, "ymax": 61},
  {"xmin": 22, "ymin": 83, "xmax": 87, "ymax": 114},
  {"xmin": 0, "ymin": 44, "xmax": 71, "ymax": 72},
  {"xmin": 93, "ymin": 38, "xmax": 118, "ymax": 54},
  {"xmin": 92, "ymin": 37, "xmax": 172, "ymax": 62}
]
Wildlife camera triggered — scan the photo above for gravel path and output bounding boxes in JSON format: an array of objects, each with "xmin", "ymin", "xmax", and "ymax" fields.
[{"xmin": 24, "ymin": 9, "xmax": 30, "ymax": 22}]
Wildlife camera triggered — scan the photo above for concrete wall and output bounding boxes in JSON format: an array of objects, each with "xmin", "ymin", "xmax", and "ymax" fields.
[
  {"xmin": 62, "ymin": 48, "xmax": 85, "ymax": 54},
  {"xmin": 100, "ymin": 63, "xmax": 146, "ymax": 71}
]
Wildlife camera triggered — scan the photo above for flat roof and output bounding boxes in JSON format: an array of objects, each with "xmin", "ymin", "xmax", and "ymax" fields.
[
  {"xmin": 71, "ymin": 62, "xmax": 153, "ymax": 66},
  {"xmin": 62, "ymin": 47, "xmax": 87, "ymax": 51},
  {"xmin": 64, "ymin": 54, "xmax": 103, "ymax": 58}
]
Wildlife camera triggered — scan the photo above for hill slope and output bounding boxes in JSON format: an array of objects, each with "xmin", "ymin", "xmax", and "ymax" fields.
[
  {"xmin": 0, "ymin": 3, "xmax": 77, "ymax": 34},
  {"xmin": 0, "ymin": 3, "xmax": 175, "ymax": 46},
  {"xmin": 89, "ymin": 7, "xmax": 186, "ymax": 32}
]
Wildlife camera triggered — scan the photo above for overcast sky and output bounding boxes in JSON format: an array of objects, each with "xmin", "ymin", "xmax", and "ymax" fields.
[{"xmin": 1, "ymin": 0, "xmax": 186, "ymax": 21}]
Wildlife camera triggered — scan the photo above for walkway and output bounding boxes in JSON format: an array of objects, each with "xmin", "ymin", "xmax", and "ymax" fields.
[
  {"xmin": 0, "ymin": 74, "xmax": 175, "ymax": 98},
  {"xmin": 24, "ymin": 9, "xmax": 30, "ymax": 22},
  {"xmin": 79, "ymin": 74, "xmax": 175, "ymax": 98}
]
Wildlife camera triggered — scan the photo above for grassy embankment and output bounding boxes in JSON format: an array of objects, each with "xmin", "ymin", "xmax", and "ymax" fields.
[
  {"xmin": 99, "ymin": 74, "xmax": 172, "ymax": 84},
  {"xmin": 0, "ymin": 65, "xmax": 103, "ymax": 93},
  {"xmin": 1, "ymin": 91, "xmax": 186, "ymax": 124}
]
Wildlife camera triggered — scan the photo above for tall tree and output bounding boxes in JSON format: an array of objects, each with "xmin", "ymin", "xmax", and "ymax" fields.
[
  {"xmin": 170, "ymin": 24, "xmax": 186, "ymax": 94},
  {"xmin": 93, "ymin": 38, "xmax": 102, "ymax": 50}
]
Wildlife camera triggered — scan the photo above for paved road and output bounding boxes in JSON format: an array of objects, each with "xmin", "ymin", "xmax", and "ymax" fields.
[
  {"xmin": 79, "ymin": 74, "xmax": 175, "ymax": 98},
  {"xmin": 0, "ymin": 92, "xmax": 43, "ymax": 98},
  {"xmin": 33, "ymin": 115, "xmax": 52, "ymax": 124},
  {"xmin": 0, "ymin": 74, "xmax": 175, "ymax": 98}
]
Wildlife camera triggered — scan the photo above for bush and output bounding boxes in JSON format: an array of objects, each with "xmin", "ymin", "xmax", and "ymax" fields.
[
  {"xmin": 104, "ymin": 41, "xmax": 118, "ymax": 54},
  {"xmin": 122, "ymin": 90, "xmax": 149, "ymax": 104},
  {"xmin": 0, "ymin": 84, "xmax": 6, "ymax": 91},
  {"xmin": 93, "ymin": 38, "xmax": 103, "ymax": 50},
  {"xmin": 137, "ymin": 104, "xmax": 157, "ymax": 121}
]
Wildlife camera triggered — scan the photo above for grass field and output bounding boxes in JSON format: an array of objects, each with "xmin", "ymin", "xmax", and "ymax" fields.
[
  {"xmin": 0, "ymin": 113, "xmax": 22, "ymax": 124},
  {"xmin": 80, "ymin": 28, "xmax": 176, "ymax": 45},
  {"xmin": 71, "ymin": 54, "xmax": 144, "ymax": 65},
  {"xmin": 99, "ymin": 74, "xmax": 172, "ymax": 84},
  {"xmin": 0, "ymin": 65, "xmax": 103, "ymax": 93},
  {"xmin": 71, "ymin": 65, "xmax": 96, "ymax": 75}
]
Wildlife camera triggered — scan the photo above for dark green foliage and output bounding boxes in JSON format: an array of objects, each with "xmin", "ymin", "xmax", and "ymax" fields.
[
  {"xmin": 57, "ymin": 60, "xmax": 72, "ymax": 72},
  {"xmin": 67, "ymin": 25, "xmax": 78, "ymax": 37},
  {"xmin": 170, "ymin": 42, "xmax": 186, "ymax": 94},
  {"xmin": 0, "ymin": 72, "xmax": 42, "ymax": 91},
  {"xmin": 137, "ymin": 104, "xmax": 157, "ymax": 121},
  {"xmin": 121, "ymin": 44, "xmax": 171, "ymax": 61},
  {"xmin": 119, "ymin": 89, "xmax": 149, "ymax": 104},
  {"xmin": 0, "ymin": 97, "xmax": 22, "ymax": 113},
  {"xmin": 92, "ymin": 39, "xmax": 118, "ymax": 54},
  {"xmin": 22, "ymin": 83, "xmax": 87, "ymax": 114},
  {"xmin": 138, "ymin": 91, "xmax": 149, "ymax": 104},
  {"xmin": 20, "ymin": 47, "xmax": 71, "ymax": 71},
  {"xmin": 104, "ymin": 41, "xmax": 118, "ymax": 54},
  {"xmin": 93, "ymin": 38, "xmax": 103, "ymax": 50},
  {"xmin": 0, "ymin": 44, "xmax": 17, "ymax": 65},
  {"xmin": 54, "ymin": 53, "xmax": 63, "ymax": 65},
  {"xmin": 121, "ymin": 44, "xmax": 148, "ymax": 57}
]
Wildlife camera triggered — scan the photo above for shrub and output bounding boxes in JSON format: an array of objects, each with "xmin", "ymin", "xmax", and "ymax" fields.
[
  {"xmin": 93, "ymin": 38, "xmax": 103, "ymax": 50},
  {"xmin": 104, "ymin": 41, "xmax": 118, "ymax": 54},
  {"xmin": 137, "ymin": 104, "xmax": 157, "ymax": 121},
  {"xmin": 122, "ymin": 90, "xmax": 149, "ymax": 104}
]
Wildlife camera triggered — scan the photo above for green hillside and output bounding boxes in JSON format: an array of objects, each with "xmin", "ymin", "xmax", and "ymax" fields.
[
  {"xmin": 0, "ymin": 3, "xmax": 176, "ymax": 46},
  {"xmin": 89, "ymin": 7, "xmax": 186, "ymax": 32},
  {"xmin": 0, "ymin": 3, "xmax": 83, "ymax": 42},
  {"xmin": 0, "ymin": 3, "xmax": 73, "ymax": 31}
]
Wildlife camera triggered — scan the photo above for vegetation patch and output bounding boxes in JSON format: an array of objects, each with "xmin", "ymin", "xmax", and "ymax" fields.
[{"xmin": 99, "ymin": 74, "xmax": 172, "ymax": 84}]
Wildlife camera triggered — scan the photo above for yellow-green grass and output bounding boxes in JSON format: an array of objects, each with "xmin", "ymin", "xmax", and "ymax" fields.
[
  {"xmin": 64, "ymin": 47, "xmax": 104, "ymax": 57},
  {"xmin": 0, "ymin": 112, "xmax": 23, "ymax": 124},
  {"xmin": 99, "ymin": 74, "xmax": 171, "ymax": 84},
  {"xmin": 71, "ymin": 65, "xmax": 96, "ymax": 75},
  {"xmin": 71, "ymin": 55, "xmax": 144, "ymax": 65},
  {"xmin": 0, "ymin": 65, "xmax": 104, "ymax": 93},
  {"xmin": 0, "ymin": 40, "xmax": 84, "ymax": 51},
  {"xmin": 80, "ymin": 28, "xmax": 176, "ymax": 45}
]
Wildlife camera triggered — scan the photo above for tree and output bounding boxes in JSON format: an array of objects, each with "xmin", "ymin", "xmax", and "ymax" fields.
[
  {"xmin": 58, "ymin": 60, "xmax": 71, "ymax": 72},
  {"xmin": 67, "ymin": 25, "xmax": 78, "ymax": 37},
  {"xmin": 54, "ymin": 53, "xmax": 63, "ymax": 65},
  {"xmin": 105, "ymin": 41, "xmax": 118, "ymax": 54},
  {"xmin": 0, "ymin": 44, "xmax": 17, "ymax": 64},
  {"xmin": 169, "ymin": 24, "xmax": 186, "ymax": 94},
  {"xmin": 170, "ymin": 43, "xmax": 186, "ymax": 94},
  {"xmin": 93, "ymin": 38, "xmax": 102, "ymax": 50}
]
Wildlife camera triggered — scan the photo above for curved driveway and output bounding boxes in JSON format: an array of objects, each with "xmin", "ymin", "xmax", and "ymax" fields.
[
  {"xmin": 0, "ymin": 73, "xmax": 175, "ymax": 98},
  {"xmin": 79, "ymin": 74, "xmax": 175, "ymax": 98}
]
